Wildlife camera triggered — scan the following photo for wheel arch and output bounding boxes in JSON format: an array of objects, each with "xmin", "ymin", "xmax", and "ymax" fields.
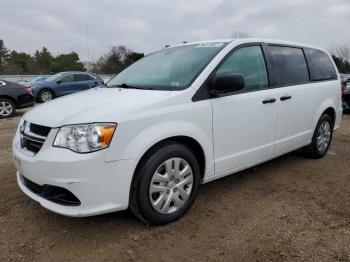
[
  {"xmin": 133, "ymin": 135, "xmax": 206, "ymax": 181},
  {"xmin": 313, "ymin": 100, "xmax": 337, "ymax": 131},
  {"xmin": 128, "ymin": 135, "xmax": 207, "ymax": 209},
  {"xmin": 322, "ymin": 107, "xmax": 336, "ymax": 127},
  {"xmin": 0, "ymin": 95, "xmax": 17, "ymax": 107}
]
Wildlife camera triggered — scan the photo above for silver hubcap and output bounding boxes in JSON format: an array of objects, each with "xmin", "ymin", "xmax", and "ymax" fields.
[
  {"xmin": 317, "ymin": 121, "xmax": 331, "ymax": 153},
  {"xmin": 41, "ymin": 91, "xmax": 52, "ymax": 102},
  {"xmin": 149, "ymin": 157, "xmax": 194, "ymax": 214},
  {"xmin": 0, "ymin": 101, "xmax": 13, "ymax": 116}
]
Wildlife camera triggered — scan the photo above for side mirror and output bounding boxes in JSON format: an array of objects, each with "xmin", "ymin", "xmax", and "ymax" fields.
[
  {"xmin": 211, "ymin": 73, "xmax": 245, "ymax": 95},
  {"xmin": 56, "ymin": 80, "xmax": 62, "ymax": 84}
]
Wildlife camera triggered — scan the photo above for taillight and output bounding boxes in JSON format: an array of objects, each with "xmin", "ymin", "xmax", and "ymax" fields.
[{"xmin": 24, "ymin": 87, "xmax": 32, "ymax": 94}]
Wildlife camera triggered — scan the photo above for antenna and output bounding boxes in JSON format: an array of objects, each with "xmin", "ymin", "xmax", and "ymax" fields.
[{"xmin": 86, "ymin": 25, "xmax": 90, "ymax": 62}]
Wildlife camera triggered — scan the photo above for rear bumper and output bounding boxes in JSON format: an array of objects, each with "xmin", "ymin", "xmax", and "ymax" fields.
[{"xmin": 17, "ymin": 94, "xmax": 34, "ymax": 109}]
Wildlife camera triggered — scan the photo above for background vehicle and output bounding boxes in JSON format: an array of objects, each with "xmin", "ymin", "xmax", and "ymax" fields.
[
  {"xmin": 31, "ymin": 72, "xmax": 104, "ymax": 102},
  {"xmin": 21, "ymin": 76, "xmax": 48, "ymax": 87},
  {"xmin": 342, "ymin": 78, "xmax": 350, "ymax": 113},
  {"xmin": 13, "ymin": 39, "xmax": 342, "ymax": 225},
  {"xmin": 0, "ymin": 80, "xmax": 34, "ymax": 118}
]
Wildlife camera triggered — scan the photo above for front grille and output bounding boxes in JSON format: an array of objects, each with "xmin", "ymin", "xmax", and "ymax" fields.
[
  {"xmin": 30, "ymin": 123, "xmax": 51, "ymax": 137},
  {"xmin": 20, "ymin": 175, "xmax": 81, "ymax": 206},
  {"xmin": 22, "ymin": 136, "xmax": 44, "ymax": 154},
  {"xmin": 20, "ymin": 121, "xmax": 51, "ymax": 155}
]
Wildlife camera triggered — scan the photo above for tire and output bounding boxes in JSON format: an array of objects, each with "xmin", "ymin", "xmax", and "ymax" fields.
[
  {"xmin": 303, "ymin": 114, "xmax": 333, "ymax": 158},
  {"xmin": 0, "ymin": 98, "xmax": 16, "ymax": 118},
  {"xmin": 130, "ymin": 142, "xmax": 201, "ymax": 225},
  {"xmin": 37, "ymin": 89, "xmax": 54, "ymax": 103}
]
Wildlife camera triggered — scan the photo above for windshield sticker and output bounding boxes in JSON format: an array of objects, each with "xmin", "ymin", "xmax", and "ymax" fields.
[
  {"xmin": 170, "ymin": 82, "xmax": 181, "ymax": 87},
  {"xmin": 196, "ymin": 43, "xmax": 224, "ymax": 48}
]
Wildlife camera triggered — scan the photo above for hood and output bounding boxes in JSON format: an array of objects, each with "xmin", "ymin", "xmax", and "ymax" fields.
[
  {"xmin": 24, "ymin": 87, "xmax": 172, "ymax": 127},
  {"xmin": 31, "ymin": 81, "xmax": 51, "ymax": 89}
]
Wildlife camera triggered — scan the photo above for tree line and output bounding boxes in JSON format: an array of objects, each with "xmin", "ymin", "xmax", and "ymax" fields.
[
  {"xmin": 330, "ymin": 46, "xmax": 350, "ymax": 74},
  {"xmin": 0, "ymin": 38, "xmax": 349, "ymax": 75},
  {"xmin": 0, "ymin": 39, "xmax": 144, "ymax": 75}
]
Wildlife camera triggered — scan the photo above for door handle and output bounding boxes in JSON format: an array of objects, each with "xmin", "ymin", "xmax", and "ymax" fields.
[
  {"xmin": 280, "ymin": 95, "xmax": 292, "ymax": 101},
  {"xmin": 262, "ymin": 98, "xmax": 276, "ymax": 104}
]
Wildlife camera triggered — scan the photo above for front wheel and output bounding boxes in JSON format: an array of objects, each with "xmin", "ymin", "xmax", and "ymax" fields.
[
  {"xmin": 38, "ymin": 89, "xmax": 54, "ymax": 103},
  {"xmin": 303, "ymin": 114, "xmax": 333, "ymax": 158},
  {"xmin": 130, "ymin": 142, "xmax": 201, "ymax": 225}
]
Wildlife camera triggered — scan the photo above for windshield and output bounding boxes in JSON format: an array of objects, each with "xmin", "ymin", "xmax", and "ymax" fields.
[
  {"xmin": 106, "ymin": 42, "xmax": 227, "ymax": 90},
  {"xmin": 45, "ymin": 73, "xmax": 65, "ymax": 82}
]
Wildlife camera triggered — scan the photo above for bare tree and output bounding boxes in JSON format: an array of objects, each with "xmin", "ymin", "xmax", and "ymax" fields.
[{"xmin": 330, "ymin": 45, "xmax": 350, "ymax": 62}]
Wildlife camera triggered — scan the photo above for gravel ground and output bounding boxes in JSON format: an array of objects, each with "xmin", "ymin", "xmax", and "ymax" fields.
[{"xmin": 1, "ymin": 110, "xmax": 350, "ymax": 262}]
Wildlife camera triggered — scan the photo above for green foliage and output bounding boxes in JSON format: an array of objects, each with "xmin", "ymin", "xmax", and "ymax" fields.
[
  {"xmin": 0, "ymin": 39, "xmax": 144, "ymax": 75},
  {"xmin": 51, "ymin": 52, "xmax": 85, "ymax": 72},
  {"xmin": 92, "ymin": 46, "xmax": 144, "ymax": 74},
  {"xmin": 34, "ymin": 47, "xmax": 53, "ymax": 74},
  {"xmin": 6, "ymin": 51, "xmax": 35, "ymax": 74},
  {"xmin": 0, "ymin": 39, "xmax": 86, "ymax": 74},
  {"xmin": 332, "ymin": 55, "xmax": 350, "ymax": 74},
  {"xmin": 0, "ymin": 39, "xmax": 9, "ymax": 73}
]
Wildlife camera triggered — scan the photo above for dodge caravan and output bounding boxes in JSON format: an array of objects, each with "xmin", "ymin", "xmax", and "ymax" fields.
[{"xmin": 12, "ymin": 39, "xmax": 342, "ymax": 225}]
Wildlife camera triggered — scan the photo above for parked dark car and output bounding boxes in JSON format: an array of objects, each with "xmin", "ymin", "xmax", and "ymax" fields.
[
  {"xmin": 342, "ymin": 78, "xmax": 350, "ymax": 113},
  {"xmin": 31, "ymin": 72, "xmax": 104, "ymax": 102},
  {"xmin": 0, "ymin": 80, "xmax": 34, "ymax": 118}
]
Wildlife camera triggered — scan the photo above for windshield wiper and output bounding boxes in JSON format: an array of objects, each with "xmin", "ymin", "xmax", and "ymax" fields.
[{"xmin": 108, "ymin": 83, "xmax": 154, "ymax": 90}]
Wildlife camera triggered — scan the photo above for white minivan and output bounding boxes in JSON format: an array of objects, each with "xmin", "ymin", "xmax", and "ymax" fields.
[{"xmin": 13, "ymin": 38, "xmax": 342, "ymax": 225}]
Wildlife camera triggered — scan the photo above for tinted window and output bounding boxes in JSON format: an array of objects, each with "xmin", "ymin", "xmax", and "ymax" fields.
[
  {"xmin": 269, "ymin": 46, "xmax": 309, "ymax": 86},
  {"xmin": 305, "ymin": 48, "xmax": 337, "ymax": 81},
  {"xmin": 60, "ymin": 74, "xmax": 74, "ymax": 83},
  {"xmin": 74, "ymin": 74, "xmax": 92, "ymax": 82},
  {"xmin": 216, "ymin": 46, "xmax": 268, "ymax": 92}
]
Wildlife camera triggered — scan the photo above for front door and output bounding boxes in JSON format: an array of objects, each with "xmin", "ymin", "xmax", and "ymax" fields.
[{"xmin": 212, "ymin": 45, "xmax": 279, "ymax": 175}]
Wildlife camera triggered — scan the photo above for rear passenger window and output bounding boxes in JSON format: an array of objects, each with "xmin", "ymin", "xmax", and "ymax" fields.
[
  {"xmin": 268, "ymin": 46, "xmax": 309, "ymax": 86},
  {"xmin": 304, "ymin": 48, "xmax": 337, "ymax": 81},
  {"xmin": 216, "ymin": 46, "xmax": 268, "ymax": 92},
  {"xmin": 74, "ymin": 74, "xmax": 91, "ymax": 82}
]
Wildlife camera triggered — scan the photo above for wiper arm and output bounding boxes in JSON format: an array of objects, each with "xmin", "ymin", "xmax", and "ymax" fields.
[{"xmin": 108, "ymin": 83, "xmax": 146, "ymax": 90}]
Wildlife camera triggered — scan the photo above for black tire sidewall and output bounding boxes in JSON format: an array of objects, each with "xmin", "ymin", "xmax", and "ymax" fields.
[
  {"xmin": 311, "ymin": 114, "xmax": 333, "ymax": 157},
  {"xmin": 0, "ymin": 98, "xmax": 16, "ymax": 118},
  {"xmin": 134, "ymin": 143, "xmax": 201, "ymax": 225}
]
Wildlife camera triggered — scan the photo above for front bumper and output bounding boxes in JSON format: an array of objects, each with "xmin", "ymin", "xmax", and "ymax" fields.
[{"xmin": 12, "ymin": 128, "xmax": 136, "ymax": 217}]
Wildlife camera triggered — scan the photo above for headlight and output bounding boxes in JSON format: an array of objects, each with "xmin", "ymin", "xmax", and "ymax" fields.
[{"xmin": 53, "ymin": 123, "xmax": 117, "ymax": 153}]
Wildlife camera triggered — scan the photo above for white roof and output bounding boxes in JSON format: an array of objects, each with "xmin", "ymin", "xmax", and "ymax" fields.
[{"xmin": 164, "ymin": 38, "xmax": 327, "ymax": 53}]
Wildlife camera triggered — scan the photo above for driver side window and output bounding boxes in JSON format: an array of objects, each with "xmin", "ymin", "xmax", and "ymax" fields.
[
  {"xmin": 216, "ymin": 46, "xmax": 268, "ymax": 92},
  {"xmin": 60, "ymin": 74, "xmax": 74, "ymax": 83}
]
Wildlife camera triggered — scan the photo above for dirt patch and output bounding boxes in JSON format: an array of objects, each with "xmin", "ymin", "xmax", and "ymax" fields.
[{"xmin": 1, "ymin": 110, "xmax": 350, "ymax": 261}]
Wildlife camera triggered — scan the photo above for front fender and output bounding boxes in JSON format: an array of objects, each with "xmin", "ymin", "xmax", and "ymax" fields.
[{"xmin": 106, "ymin": 120, "xmax": 214, "ymax": 178}]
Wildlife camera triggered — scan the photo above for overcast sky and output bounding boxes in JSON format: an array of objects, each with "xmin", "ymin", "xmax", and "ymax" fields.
[{"xmin": 0, "ymin": 0, "xmax": 349, "ymax": 61}]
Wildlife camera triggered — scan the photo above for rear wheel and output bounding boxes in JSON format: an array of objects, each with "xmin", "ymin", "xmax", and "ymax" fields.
[
  {"xmin": 38, "ymin": 89, "xmax": 54, "ymax": 103},
  {"xmin": 0, "ymin": 98, "xmax": 16, "ymax": 118},
  {"xmin": 303, "ymin": 114, "xmax": 333, "ymax": 158},
  {"xmin": 130, "ymin": 142, "xmax": 201, "ymax": 225}
]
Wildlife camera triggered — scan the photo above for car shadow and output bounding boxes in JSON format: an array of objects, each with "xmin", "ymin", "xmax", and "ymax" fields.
[{"xmin": 31, "ymin": 149, "xmax": 308, "ymax": 234}]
